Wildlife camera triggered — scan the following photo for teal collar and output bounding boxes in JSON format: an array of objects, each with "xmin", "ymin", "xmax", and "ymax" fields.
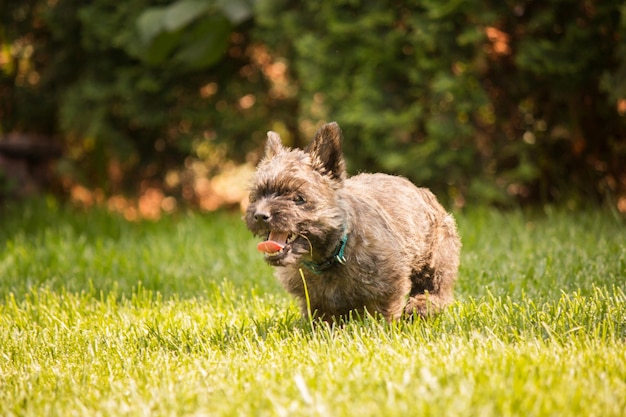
[{"xmin": 302, "ymin": 231, "xmax": 348, "ymax": 274}]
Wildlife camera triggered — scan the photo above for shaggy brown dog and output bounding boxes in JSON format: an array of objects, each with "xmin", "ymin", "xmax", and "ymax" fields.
[{"xmin": 245, "ymin": 122, "xmax": 461, "ymax": 322}]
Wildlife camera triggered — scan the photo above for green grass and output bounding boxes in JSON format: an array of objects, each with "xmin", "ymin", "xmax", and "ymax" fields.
[{"xmin": 1, "ymin": 199, "xmax": 625, "ymax": 416}]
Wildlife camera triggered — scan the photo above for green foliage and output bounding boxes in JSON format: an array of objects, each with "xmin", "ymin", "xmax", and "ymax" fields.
[
  {"xmin": 1, "ymin": 0, "xmax": 625, "ymax": 207},
  {"xmin": 136, "ymin": 0, "xmax": 255, "ymax": 70},
  {"xmin": 255, "ymin": 0, "xmax": 626, "ymax": 207},
  {"xmin": 0, "ymin": 201, "xmax": 625, "ymax": 415},
  {"xmin": 0, "ymin": 0, "xmax": 294, "ymax": 197}
]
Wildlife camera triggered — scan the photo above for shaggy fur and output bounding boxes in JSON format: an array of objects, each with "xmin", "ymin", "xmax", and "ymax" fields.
[{"xmin": 245, "ymin": 122, "xmax": 461, "ymax": 322}]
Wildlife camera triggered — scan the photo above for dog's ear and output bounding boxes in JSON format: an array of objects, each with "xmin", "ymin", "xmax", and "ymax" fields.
[
  {"xmin": 264, "ymin": 131, "xmax": 283, "ymax": 159},
  {"xmin": 307, "ymin": 122, "xmax": 347, "ymax": 181}
]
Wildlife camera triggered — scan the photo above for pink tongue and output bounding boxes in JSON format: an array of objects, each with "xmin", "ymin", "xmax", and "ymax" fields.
[
  {"xmin": 257, "ymin": 241, "xmax": 284, "ymax": 253},
  {"xmin": 257, "ymin": 232, "xmax": 289, "ymax": 253}
]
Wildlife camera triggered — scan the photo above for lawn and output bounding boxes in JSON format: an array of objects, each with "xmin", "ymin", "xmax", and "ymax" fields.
[{"xmin": 1, "ymin": 199, "xmax": 625, "ymax": 416}]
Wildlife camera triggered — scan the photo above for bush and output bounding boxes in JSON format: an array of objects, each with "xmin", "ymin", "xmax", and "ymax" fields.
[
  {"xmin": 255, "ymin": 0, "xmax": 626, "ymax": 208},
  {"xmin": 1, "ymin": 0, "xmax": 625, "ymax": 209},
  {"xmin": 0, "ymin": 0, "xmax": 295, "ymax": 203}
]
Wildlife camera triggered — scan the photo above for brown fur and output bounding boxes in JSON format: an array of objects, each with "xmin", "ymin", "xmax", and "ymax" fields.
[{"xmin": 245, "ymin": 122, "xmax": 461, "ymax": 322}]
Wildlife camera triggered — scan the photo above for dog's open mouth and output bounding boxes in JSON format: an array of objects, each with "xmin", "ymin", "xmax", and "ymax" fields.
[{"xmin": 257, "ymin": 231, "xmax": 297, "ymax": 260}]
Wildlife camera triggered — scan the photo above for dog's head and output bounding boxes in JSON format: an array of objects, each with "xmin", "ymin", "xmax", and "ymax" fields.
[{"xmin": 245, "ymin": 122, "xmax": 347, "ymax": 266}]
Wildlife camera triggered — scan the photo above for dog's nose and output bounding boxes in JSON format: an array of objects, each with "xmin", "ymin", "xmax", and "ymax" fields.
[{"xmin": 254, "ymin": 211, "xmax": 271, "ymax": 223}]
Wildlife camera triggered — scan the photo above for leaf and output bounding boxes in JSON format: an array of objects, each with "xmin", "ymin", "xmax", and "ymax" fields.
[
  {"xmin": 163, "ymin": 0, "xmax": 211, "ymax": 32},
  {"xmin": 174, "ymin": 15, "xmax": 232, "ymax": 70},
  {"xmin": 144, "ymin": 31, "xmax": 183, "ymax": 65},
  {"xmin": 217, "ymin": 0, "xmax": 255, "ymax": 24},
  {"xmin": 137, "ymin": 8, "xmax": 166, "ymax": 44}
]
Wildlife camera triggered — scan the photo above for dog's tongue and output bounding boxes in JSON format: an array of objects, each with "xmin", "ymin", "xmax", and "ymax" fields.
[{"xmin": 257, "ymin": 231, "xmax": 288, "ymax": 253}]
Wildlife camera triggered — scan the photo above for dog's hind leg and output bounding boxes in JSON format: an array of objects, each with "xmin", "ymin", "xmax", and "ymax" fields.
[
  {"xmin": 404, "ymin": 215, "xmax": 460, "ymax": 318},
  {"xmin": 404, "ymin": 291, "xmax": 452, "ymax": 317}
]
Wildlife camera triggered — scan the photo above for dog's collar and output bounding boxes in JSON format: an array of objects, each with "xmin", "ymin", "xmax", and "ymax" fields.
[{"xmin": 302, "ymin": 230, "xmax": 348, "ymax": 274}]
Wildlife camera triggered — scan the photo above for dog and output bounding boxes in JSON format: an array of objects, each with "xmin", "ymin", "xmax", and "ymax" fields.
[{"xmin": 245, "ymin": 122, "xmax": 461, "ymax": 322}]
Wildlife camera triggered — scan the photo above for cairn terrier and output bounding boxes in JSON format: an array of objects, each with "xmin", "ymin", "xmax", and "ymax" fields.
[{"xmin": 245, "ymin": 122, "xmax": 460, "ymax": 322}]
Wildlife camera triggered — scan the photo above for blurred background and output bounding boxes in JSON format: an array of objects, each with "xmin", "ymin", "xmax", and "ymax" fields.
[{"xmin": 1, "ymin": 0, "xmax": 625, "ymax": 218}]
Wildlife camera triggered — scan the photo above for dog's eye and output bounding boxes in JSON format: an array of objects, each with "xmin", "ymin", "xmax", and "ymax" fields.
[{"xmin": 293, "ymin": 195, "xmax": 306, "ymax": 205}]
